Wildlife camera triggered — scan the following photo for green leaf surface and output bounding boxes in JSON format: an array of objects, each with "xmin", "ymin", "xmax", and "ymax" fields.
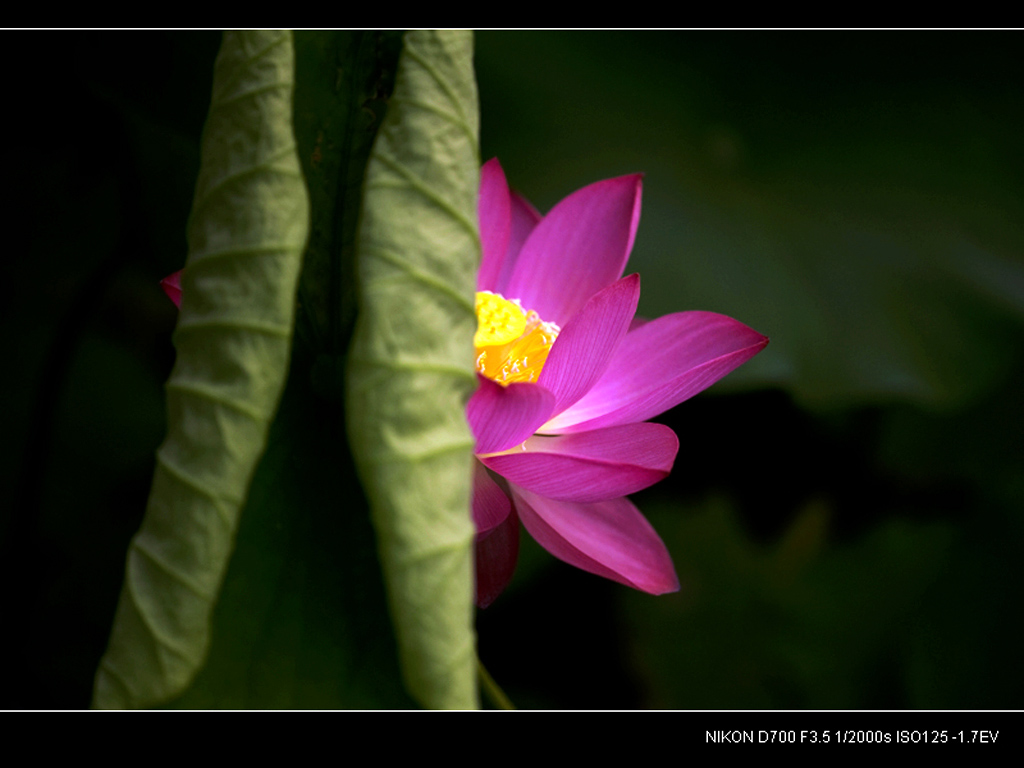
[
  {"xmin": 346, "ymin": 30, "xmax": 481, "ymax": 710},
  {"xmin": 164, "ymin": 344, "xmax": 411, "ymax": 709},
  {"xmin": 93, "ymin": 31, "xmax": 309, "ymax": 709},
  {"xmin": 164, "ymin": 31, "xmax": 409, "ymax": 709}
]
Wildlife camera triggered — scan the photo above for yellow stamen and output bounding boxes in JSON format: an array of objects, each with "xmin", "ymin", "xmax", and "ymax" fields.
[{"xmin": 474, "ymin": 291, "xmax": 560, "ymax": 386}]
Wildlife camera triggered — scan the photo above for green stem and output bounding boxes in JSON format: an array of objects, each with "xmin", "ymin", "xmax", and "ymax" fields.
[{"xmin": 478, "ymin": 656, "xmax": 515, "ymax": 710}]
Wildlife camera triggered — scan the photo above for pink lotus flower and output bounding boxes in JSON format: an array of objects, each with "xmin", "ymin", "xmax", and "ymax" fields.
[
  {"xmin": 469, "ymin": 159, "xmax": 767, "ymax": 607},
  {"xmin": 161, "ymin": 159, "xmax": 768, "ymax": 610}
]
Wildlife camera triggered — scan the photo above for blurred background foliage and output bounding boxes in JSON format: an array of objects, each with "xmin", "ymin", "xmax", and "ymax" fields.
[{"xmin": 3, "ymin": 31, "xmax": 1021, "ymax": 708}]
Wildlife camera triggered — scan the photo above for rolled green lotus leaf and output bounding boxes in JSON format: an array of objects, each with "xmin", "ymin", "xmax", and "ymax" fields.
[
  {"xmin": 347, "ymin": 30, "xmax": 480, "ymax": 709},
  {"xmin": 93, "ymin": 30, "xmax": 309, "ymax": 709}
]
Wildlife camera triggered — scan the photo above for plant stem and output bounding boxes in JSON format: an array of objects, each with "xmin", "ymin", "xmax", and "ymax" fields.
[{"xmin": 478, "ymin": 657, "xmax": 515, "ymax": 710}]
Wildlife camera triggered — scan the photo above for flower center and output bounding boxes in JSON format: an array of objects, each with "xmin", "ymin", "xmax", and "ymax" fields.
[{"xmin": 474, "ymin": 291, "xmax": 560, "ymax": 386}]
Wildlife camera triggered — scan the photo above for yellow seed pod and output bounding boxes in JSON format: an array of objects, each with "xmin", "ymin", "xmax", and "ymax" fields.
[{"xmin": 474, "ymin": 291, "xmax": 527, "ymax": 348}]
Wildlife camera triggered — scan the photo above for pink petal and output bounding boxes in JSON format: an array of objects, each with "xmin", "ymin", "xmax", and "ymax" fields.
[
  {"xmin": 504, "ymin": 174, "xmax": 643, "ymax": 327},
  {"xmin": 512, "ymin": 486, "xmax": 679, "ymax": 595},
  {"xmin": 473, "ymin": 460, "xmax": 511, "ymax": 535},
  {"xmin": 468, "ymin": 375, "xmax": 556, "ymax": 455},
  {"xmin": 480, "ymin": 422, "xmax": 678, "ymax": 503},
  {"xmin": 492, "ymin": 190, "xmax": 542, "ymax": 296},
  {"xmin": 477, "ymin": 158, "xmax": 512, "ymax": 292},
  {"xmin": 538, "ymin": 274, "xmax": 640, "ymax": 415},
  {"xmin": 475, "ymin": 505, "xmax": 520, "ymax": 609},
  {"xmin": 161, "ymin": 270, "xmax": 183, "ymax": 308},
  {"xmin": 545, "ymin": 311, "xmax": 769, "ymax": 433}
]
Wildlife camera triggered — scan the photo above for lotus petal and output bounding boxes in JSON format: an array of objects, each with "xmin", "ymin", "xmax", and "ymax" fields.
[{"xmin": 513, "ymin": 487, "xmax": 679, "ymax": 595}]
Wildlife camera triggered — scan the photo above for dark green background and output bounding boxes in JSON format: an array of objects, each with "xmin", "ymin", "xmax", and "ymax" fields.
[{"xmin": 3, "ymin": 31, "xmax": 1021, "ymax": 708}]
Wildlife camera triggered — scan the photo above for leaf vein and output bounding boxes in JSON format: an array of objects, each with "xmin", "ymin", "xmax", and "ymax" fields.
[
  {"xmin": 190, "ymin": 144, "xmax": 302, "ymax": 217},
  {"xmin": 403, "ymin": 43, "xmax": 469, "ymax": 126},
  {"xmin": 132, "ymin": 537, "xmax": 215, "ymax": 602},
  {"xmin": 155, "ymin": 450, "xmax": 236, "ymax": 531},
  {"xmin": 212, "ymin": 81, "xmax": 289, "ymax": 110},
  {"xmin": 349, "ymin": 356, "xmax": 475, "ymax": 380},
  {"xmin": 188, "ymin": 242, "xmax": 302, "ymax": 265},
  {"xmin": 125, "ymin": 565, "xmax": 195, "ymax": 667},
  {"xmin": 369, "ymin": 151, "xmax": 479, "ymax": 244},
  {"xmin": 96, "ymin": 658, "xmax": 133, "ymax": 705},
  {"xmin": 174, "ymin": 318, "xmax": 291, "ymax": 337},
  {"xmin": 368, "ymin": 439, "xmax": 476, "ymax": 465},
  {"xmin": 165, "ymin": 380, "xmax": 265, "ymax": 420},
  {"xmin": 388, "ymin": 536, "xmax": 477, "ymax": 567},
  {"xmin": 212, "ymin": 31, "xmax": 289, "ymax": 101},
  {"xmin": 360, "ymin": 243, "xmax": 475, "ymax": 313},
  {"xmin": 388, "ymin": 96, "xmax": 477, "ymax": 148}
]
